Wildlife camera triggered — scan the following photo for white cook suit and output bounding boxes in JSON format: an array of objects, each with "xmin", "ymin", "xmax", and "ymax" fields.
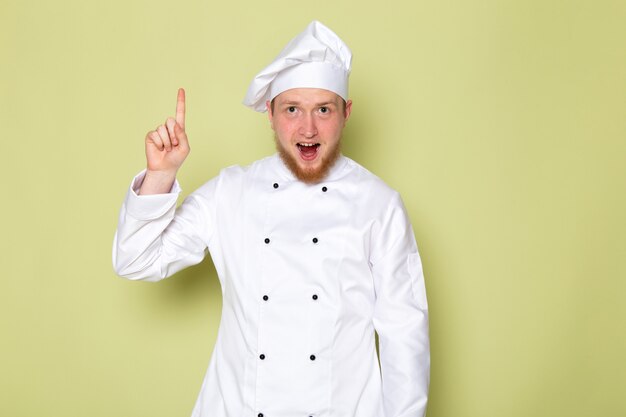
[{"xmin": 113, "ymin": 153, "xmax": 430, "ymax": 417}]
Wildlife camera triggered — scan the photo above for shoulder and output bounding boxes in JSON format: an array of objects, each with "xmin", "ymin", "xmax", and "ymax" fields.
[
  {"xmin": 219, "ymin": 155, "xmax": 276, "ymax": 179},
  {"xmin": 190, "ymin": 155, "xmax": 275, "ymax": 199},
  {"xmin": 342, "ymin": 156, "xmax": 400, "ymax": 205}
]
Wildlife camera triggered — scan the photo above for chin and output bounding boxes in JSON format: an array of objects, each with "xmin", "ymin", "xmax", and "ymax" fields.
[{"xmin": 275, "ymin": 135, "xmax": 342, "ymax": 184}]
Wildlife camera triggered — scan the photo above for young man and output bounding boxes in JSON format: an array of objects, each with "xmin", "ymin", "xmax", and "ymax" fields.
[{"xmin": 113, "ymin": 21, "xmax": 430, "ymax": 417}]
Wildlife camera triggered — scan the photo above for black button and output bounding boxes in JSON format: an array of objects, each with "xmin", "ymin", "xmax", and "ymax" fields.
[
  {"xmin": 259, "ymin": 354, "xmax": 265, "ymax": 360},
  {"xmin": 258, "ymin": 414, "xmax": 264, "ymax": 417},
  {"xmin": 264, "ymin": 238, "xmax": 270, "ymax": 244},
  {"xmin": 312, "ymin": 294, "xmax": 318, "ymax": 300},
  {"xmin": 312, "ymin": 237, "xmax": 318, "ymax": 244},
  {"xmin": 263, "ymin": 295, "xmax": 269, "ymax": 301},
  {"xmin": 310, "ymin": 354, "xmax": 316, "ymax": 361},
  {"xmin": 273, "ymin": 183, "xmax": 279, "ymax": 189},
  {"xmin": 322, "ymin": 186, "xmax": 328, "ymax": 192}
]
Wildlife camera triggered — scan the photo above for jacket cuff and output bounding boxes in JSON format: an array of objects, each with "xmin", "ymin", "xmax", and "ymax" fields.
[{"xmin": 124, "ymin": 169, "xmax": 182, "ymax": 220}]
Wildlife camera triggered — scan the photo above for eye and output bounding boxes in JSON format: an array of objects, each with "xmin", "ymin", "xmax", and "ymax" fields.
[
  {"xmin": 287, "ymin": 106, "xmax": 297, "ymax": 113},
  {"xmin": 319, "ymin": 106, "xmax": 328, "ymax": 114}
]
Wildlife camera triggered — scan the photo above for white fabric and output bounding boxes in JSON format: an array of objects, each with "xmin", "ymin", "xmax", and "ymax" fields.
[
  {"xmin": 112, "ymin": 154, "xmax": 430, "ymax": 417},
  {"xmin": 242, "ymin": 21, "xmax": 352, "ymax": 112}
]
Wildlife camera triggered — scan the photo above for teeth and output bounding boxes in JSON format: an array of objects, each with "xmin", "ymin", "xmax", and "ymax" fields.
[{"xmin": 298, "ymin": 143, "xmax": 318, "ymax": 147}]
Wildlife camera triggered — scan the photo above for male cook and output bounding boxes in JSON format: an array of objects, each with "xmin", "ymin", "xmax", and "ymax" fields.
[{"xmin": 113, "ymin": 21, "xmax": 430, "ymax": 417}]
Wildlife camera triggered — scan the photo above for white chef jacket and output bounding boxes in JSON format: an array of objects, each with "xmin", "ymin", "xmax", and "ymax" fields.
[{"xmin": 113, "ymin": 153, "xmax": 430, "ymax": 417}]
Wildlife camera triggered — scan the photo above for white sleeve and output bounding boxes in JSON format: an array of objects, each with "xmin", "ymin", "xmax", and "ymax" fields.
[
  {"xmin": 112, "ymin": 170, "xmax": 214, "ymax": 282},
  {"xmin": 371, "ymin": 192, "xmax": 430, "ymax": 417}
]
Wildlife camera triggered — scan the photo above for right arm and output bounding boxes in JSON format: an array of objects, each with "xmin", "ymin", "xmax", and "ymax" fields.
[{"xmin": 112, "ymin": 88, "xmax": 212, "ymax": 281}]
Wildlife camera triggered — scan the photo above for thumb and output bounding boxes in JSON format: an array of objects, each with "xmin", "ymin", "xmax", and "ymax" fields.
[{"xmin": 174, "ymin": 122, "xmax": 189, "ymax": 148}]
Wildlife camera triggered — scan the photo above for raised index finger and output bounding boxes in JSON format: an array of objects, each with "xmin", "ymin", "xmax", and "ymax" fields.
[{"xmin": 176, "ymin": 88, "xmax": 185, "ymax": 129}]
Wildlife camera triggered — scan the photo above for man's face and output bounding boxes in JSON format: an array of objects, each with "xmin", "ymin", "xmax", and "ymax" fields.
[{"xmin": 267, "ymin": 88, "xmax": 352, "ymax": 184}]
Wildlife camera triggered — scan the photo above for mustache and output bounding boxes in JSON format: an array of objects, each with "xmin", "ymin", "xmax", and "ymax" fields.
[{"xmin": 273, "ymin": 134, "xmax": 342, "ymax": 184}]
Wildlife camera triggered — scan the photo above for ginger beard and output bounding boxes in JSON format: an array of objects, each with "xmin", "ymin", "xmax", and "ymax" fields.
[{"xmin": 274, "ymin": 132, "xmax": 342, "ymax": 184}]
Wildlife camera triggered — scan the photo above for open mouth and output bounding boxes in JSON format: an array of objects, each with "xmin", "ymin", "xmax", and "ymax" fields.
[{"xmin": 297, "ymin": 142, "xmax": 320, "ymax": 161}]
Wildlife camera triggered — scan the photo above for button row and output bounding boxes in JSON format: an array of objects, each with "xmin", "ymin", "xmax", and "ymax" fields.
[
  {"xmin": 261, "ymin": 294, "xmax": 318, "ymax": 301},
  {"xmin": 271, "ymin": 182, "xmax": 328, "ymax": 193},
  {"xmin": 264, "ymin": 237, "xmax": 319, "ymax": 244},
  {"xmin": 257, "ymin": 353, "xmax": 317, "ymax": 361},
  {"xmin": 259, "ymin": 413, "xmax": 316, "ymax": 417}
]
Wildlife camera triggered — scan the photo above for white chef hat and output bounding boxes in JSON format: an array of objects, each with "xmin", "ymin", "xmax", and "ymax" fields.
[{"xmin": 242, "ymin": 20, "xmax": 352, "ymax": 112}]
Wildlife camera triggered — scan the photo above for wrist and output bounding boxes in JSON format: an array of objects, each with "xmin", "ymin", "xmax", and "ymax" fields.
[
  {"xmin": 145, "ymin": 168, "xmax": 178, "ymax": 180},
  {"xmin": 139, "ymin": 169, "xmax": 178, "ymax": 195}
]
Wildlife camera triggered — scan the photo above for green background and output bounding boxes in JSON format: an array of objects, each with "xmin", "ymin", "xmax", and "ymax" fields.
[{"xmin": 1, "ymin": 0, "xmax": 624, "ymax": 416}]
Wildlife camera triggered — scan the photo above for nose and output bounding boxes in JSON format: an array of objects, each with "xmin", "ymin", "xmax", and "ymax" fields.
[{"xmin": 298, "ymin": 113, "xmax": 318, "ymax": 138}]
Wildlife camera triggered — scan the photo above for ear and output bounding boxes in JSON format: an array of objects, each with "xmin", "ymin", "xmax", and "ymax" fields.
[
  {"xmin": 344, "ymin": 99, "xmax": 353, "ymax": 122},
  {"xmin": 266, "ymin": 100, "xmax": 275, "ymax": 130},
  {"xmin": 266, "ymin": 100, "xmax": 272, "ymax": 118}
]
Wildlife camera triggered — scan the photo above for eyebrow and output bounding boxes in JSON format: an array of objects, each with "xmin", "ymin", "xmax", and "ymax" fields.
[{"xmin": 281, "ymin": 101, "xmax": 337, "ymax": 107}]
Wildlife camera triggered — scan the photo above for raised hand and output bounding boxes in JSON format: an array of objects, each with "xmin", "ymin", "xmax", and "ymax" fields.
[{"xmin": 140, "ymin": 88, "xmax": 190, "ymax": 195}]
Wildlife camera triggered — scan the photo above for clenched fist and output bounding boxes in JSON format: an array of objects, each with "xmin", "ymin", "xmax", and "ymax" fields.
[{"xmin": 139, "ymin": 88, "xmax": 190, "ymax": 195}]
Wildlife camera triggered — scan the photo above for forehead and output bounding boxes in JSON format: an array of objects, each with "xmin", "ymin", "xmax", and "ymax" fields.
[{"xmin": 274, "ymin": 88, "xmax": 342, "ymax": 105}]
